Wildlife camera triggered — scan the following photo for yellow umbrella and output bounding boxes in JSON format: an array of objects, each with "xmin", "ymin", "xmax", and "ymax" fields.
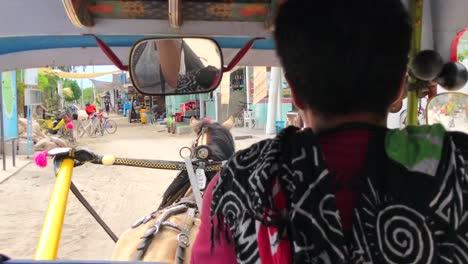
[
  {"xmin": 63, "ymin": 87, "xmax": 74, "ymax": 99},
  {"xmin": 38, "ymin": 68, "xmax": 122, "ymax": 79}
]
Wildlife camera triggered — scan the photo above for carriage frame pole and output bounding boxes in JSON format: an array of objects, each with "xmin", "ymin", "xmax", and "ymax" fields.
[
  {"xmin": 35, "ymin": 158, "xmax": 75, "ymax": 260},
  {"xmin": 0, "ymin": 74, "xmax": 6, "ymax": 171},
  {"xmin": 266, "ymin": 67, "xmax": 281, "ymax": 134},
  {"xmin": 407, "ymin": 0, "xmax": 424, "ymax": 126}
]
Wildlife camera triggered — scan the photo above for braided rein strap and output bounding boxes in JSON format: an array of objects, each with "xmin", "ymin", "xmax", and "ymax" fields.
[{"xmin": 112, "ymin": 157, "xmax": 223, "ymax": 172}]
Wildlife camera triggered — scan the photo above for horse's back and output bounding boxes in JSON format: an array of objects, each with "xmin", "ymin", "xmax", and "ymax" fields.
[{"xmin": 112, "ymin": 206, "xmax": 200, "ymax": 264}]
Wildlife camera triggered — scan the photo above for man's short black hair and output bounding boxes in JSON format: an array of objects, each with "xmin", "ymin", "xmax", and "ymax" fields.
[{"xmin": 274, "ymin": 0, "xmax": 412, "ymax": 117}]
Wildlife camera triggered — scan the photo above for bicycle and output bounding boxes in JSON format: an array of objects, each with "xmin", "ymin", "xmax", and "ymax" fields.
[
  {"xmin": 61, "ymin": 125, "xmax": 78, "ymax": 147},
  {"xmin": 77, "ymin": 112, "xmax": 117, "ymax": 137},
  {"xmin": 97, "ymin": 114, "xmax": 118, "ymax": 135},
  {"xmin": 234, "ymin": 101, "xmax": 256, "ymax": 128},
  {"xmin": 37, "ymin": 112, "xmax": 77, "ymax": 146},
  {"xmin": 36, "ymin": 113, "xmax": 56, "ymax": 132},
  {"xmin": 77, "ymin": 114, "xmax": 101, "ymax": 138}
]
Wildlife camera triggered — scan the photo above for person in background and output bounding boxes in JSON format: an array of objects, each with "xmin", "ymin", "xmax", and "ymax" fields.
[
  {"xmin": 123, "ymin": 99, "xmax": 132, "ymax": 117},
  {"xmin": 104, "ymin": 99, "xmax": 111, "ymax": 115},
  {"xmin": 191, "ymin": 0, "xmax": 468, "ymax": 263},
  {"xmin": 66, "ymin": 104, "xmax": 79, "ymax": 120},
  {"xmin": 84, "ymin": 102, "xmax": 96, "ymax": 116},
  {"xmin": 132, "ymin": 39, "xmax": 220, "ymax": 94}
]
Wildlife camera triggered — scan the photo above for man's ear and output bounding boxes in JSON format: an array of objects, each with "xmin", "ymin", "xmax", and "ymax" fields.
[
  {"xmin": 285, "ymin": 73, "xmax": 306, "ymax": 110},
  {"xmin": 389, "ymin": 73, "xmax": 408, "ymax": 113}
]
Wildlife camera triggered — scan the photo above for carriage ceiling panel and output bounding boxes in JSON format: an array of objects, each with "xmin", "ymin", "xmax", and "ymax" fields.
[
  {"xmin": 88, "ymin": 0, "xmax": 272, "ymax": 21},
  {"xmin": 0, "ymin": 0, "xmax": 272, "ymax": 38}
]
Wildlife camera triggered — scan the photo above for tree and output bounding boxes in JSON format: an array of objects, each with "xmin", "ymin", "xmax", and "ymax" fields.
[
  {"xmin": 38, "ymin": 74, "xmax": 49, "ymax": 90},
  {"xmin": 458, "ymin": 50, "xmax": 468, "ymax": 62},
  {"xmin": 63, "ymin": 79, "xmax": 82, "ymax": 101},
  {"xmin": 37, "ymin": 73, "xmax": 60, "ymax": 111},
  {"xmin": 16, "ymin": 70, "xmax": 26, "ymax": 116},
  {"xmin": 82, "ymin": 87, "xmax": 94, "ymax": 104}
]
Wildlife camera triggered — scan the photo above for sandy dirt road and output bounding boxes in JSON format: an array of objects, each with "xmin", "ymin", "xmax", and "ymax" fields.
[{"xmin": 0, "ymin": 116, "xmax": 267, "ymax": 260}]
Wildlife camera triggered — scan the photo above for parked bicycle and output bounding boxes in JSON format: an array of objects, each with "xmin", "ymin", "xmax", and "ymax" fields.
[
  {"xmin": 234, "ymin": 101, "xmax": 256, "ymax": 128},
  {"xmin": 77, "ymin": 111, "xmax": 117, "ymax": 137},
  {"xmin": 77, "ymin": 114, "xmax": 101, "ymax": 138},
  {"xmin": 36, "ymin": 111, "xmax": 77, "ymax": 146},
  {"xmin": 97, "ymin": 112, "xmax": 118, "ymax": 135}
]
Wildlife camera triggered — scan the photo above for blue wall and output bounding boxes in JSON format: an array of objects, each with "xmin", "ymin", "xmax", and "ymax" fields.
[{"xmin": 252, "ymin": 102, "xmax": 292, "ymax": 129}]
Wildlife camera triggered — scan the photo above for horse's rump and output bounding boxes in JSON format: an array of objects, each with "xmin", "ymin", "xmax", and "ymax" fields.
[{"xmin": 112, "ymin": 199, "xmax": 200, "ymax": 264}]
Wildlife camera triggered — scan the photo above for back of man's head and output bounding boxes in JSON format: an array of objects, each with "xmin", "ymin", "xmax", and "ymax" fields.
[{"xmin": 274, "ymin": 0, "xmax": 412, "ymax": 117}]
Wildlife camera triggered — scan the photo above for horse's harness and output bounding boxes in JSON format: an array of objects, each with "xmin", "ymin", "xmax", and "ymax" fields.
[
  {"xmin": 133, "ymin": 125, "xmax": 215, "ymax": 263},
  {"xmin": 132, "ymin": 198, "xmax": 198, "ymax": 263}
]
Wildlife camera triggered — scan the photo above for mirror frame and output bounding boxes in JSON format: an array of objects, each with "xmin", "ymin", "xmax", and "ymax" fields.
[
  {"xmin": 425, "ymin": 91, "xmax": 468, "ymax": 126},
  {"xmin": 128, "ymin": 37, "xmax": 224, "ymax": 96}
]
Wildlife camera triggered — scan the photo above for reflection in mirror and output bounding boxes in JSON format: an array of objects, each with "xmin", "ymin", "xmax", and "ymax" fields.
[
  {"xmin": 129, "ymin": 38, "xmax": 223, "ymax": 95},
  {"xmin": 426, "ymin": 92, "xmax": 468, "ymax": 133}
]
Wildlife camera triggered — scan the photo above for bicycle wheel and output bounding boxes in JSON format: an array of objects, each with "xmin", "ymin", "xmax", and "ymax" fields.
[
  {"xmin": 235, "ymin": 114, "xmax": 243, "ymax": 127},
  {"xmin": 399, "ymin": 109, "xmax": 407, "ymax": 129},
  {"xmin": 66, "ymin": 129, "xmax": 78, "ymax": 147},
  {"xmin": 399, "ymin": 109, "xmax": 425, "ymax": 128},
  {"xmin": 104, "ymin": 119, "xmax": 117, "ymax": 134},
  {"xmin": 89, "ymin": 122, "xmax": 98, "ymax": 138},
  {"xmin": 77, "ymin": 121, "xmax": 86, "ymax": 138},
  {"xmin": 36, "ymin": 119, "xmax": 48, "ymax": 131}
]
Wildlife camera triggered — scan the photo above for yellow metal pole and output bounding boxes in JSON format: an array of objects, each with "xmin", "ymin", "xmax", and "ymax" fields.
[
  {"xmin": 34, "ymin": 158, "xmax": 75, "ymax": 260},
  {"xmin": 407, "ymin": 0, "xmax": 424, "ymax": 126}
]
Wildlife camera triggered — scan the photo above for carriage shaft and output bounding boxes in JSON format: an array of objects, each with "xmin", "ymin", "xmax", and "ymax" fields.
[{"xmin": 112, "ymin": 157, "xmax": 223, "ymax": 172}]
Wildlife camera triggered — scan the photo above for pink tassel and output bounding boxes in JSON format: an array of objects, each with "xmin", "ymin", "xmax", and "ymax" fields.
[
  {"xmin": 34, "ymin": 151, "xmax": 48, "ymax": 168},
  {"xmin": 66, "ymin": 122, "xmax": 74, "ymax": 130},
  {"xmin": 202, "ymin": 117, "xmax": 212, "ymax": 123}
]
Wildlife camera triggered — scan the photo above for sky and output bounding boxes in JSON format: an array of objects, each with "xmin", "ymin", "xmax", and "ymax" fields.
[{"xmin": 74, "ymin": 65, "xmax": 118, "ymax": 90}]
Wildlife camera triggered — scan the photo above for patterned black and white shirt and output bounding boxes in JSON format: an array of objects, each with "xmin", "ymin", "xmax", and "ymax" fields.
[{"xmin": 211, "ymin": 124, "xmax": 468, "ymax": 264}]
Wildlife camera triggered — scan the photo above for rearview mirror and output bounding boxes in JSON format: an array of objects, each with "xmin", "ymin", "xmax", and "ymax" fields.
[
  {"xmin": 129, "ymin": 38, "xmax": 223, "ymax": 95},
  {"xmin": 426, "ymin": 92, "xmax": 468, "ymax": 133}
]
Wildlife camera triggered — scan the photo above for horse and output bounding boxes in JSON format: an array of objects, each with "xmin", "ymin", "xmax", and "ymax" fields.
[{"xmin": 111, "ymin": 116, "xmax": 235, "ymax": 264}]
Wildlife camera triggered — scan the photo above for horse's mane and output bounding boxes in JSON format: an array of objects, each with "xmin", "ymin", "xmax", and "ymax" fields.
[{"xmin": 158, "ymin": 121, "xmax": 235, "ymax": 209}]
